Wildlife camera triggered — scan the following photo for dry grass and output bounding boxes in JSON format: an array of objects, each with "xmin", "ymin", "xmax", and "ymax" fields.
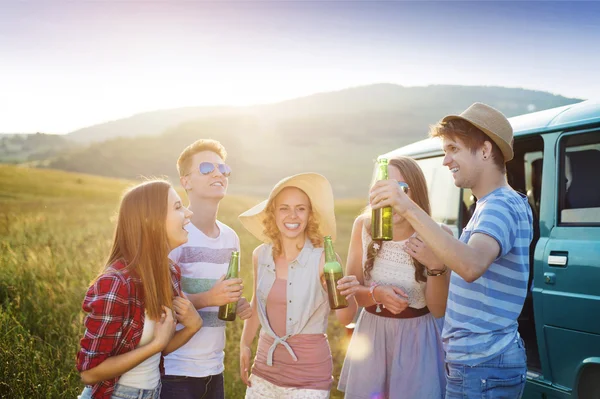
[{"xmin": 0, "ymin": 165, "xmax": 364, "ymax": 398}]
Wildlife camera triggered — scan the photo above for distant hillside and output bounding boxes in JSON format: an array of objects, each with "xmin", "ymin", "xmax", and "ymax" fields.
[
  {"xmin": 0, "ymin": 133, "xmax": 75, "ymax": 163},
  {"xmin": 65, "ymin": 84, "xmax": 582, "ymax": 144},
  {"xmin": 68, "ymin": 106, "xmax": 236, "ymax": 143},
  {"xmin": 21, "ymin": 84, "xmax": 584, "ymax": 197}
]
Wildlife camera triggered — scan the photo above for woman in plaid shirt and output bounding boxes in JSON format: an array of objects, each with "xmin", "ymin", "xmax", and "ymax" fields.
[{"xmin": 76, "ymin": 180, "xmax": 203, "ymax": 399}]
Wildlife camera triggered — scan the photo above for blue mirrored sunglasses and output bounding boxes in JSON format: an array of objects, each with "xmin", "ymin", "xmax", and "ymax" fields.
[
  {"xmin": 398, "ymin": 182, "xmax": 409, "ymax": 193},
  {"xmin": 198, "ymin": 162, "xmax": 231, "ymax": 177}
]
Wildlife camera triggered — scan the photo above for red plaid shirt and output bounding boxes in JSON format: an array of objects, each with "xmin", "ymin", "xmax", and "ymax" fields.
[{"xmin": 76, "ymin": 260, "xmax": 182, "ymax": 399}]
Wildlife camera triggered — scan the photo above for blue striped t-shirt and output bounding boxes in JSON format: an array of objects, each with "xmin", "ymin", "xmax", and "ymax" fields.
[{"xmin": 442, "ymin": 186, "xmax": 533, "ymax": 365}]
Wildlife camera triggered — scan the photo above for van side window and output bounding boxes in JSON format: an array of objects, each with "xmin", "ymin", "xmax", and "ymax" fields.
[
  {"xmin": 524, "ymin": 151, "xmax": 543, "ymax": 221},
  {"xmin": 462, "ymin": 190, "xmax": 476, "ymax": 230},
  {"xmin": 416, "ymin": 156, "xmax": 461, "ymax": 236},
  {"xmin": 559, "ymin": 132, "xmax": 600, "ymax": 224}
]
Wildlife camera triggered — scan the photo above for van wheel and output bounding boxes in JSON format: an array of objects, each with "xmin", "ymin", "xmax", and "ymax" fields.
[{"xmin": 578, "ymin": 365, "xmax": 600, "ymax": 399}]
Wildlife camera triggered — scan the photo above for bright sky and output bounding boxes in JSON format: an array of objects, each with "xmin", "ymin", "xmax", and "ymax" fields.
[{"xmin": 1, "ymin": 1, "xmax": 599, "ymax": 133}]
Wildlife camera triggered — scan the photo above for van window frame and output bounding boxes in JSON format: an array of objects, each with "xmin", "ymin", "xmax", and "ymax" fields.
[
  {"xmin": 556, "ymin": 127, "xmax": 600, "ymax": 227},
  {"xmin": 412, "ymin": 153, "xmax": 464, "ymax": 237}
]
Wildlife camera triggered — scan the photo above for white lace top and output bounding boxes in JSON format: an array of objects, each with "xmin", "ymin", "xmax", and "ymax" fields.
[{"xmin": 362, "ymin": 222, "xmax": 427, "ymax": 309}]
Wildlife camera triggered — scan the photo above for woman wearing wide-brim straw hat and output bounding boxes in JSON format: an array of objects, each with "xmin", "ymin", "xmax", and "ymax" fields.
[{"xmin": 238, "ymin": 172, "xmax": 360, "ymax": 399}]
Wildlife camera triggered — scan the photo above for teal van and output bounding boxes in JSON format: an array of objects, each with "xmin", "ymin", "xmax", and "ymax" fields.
[{"xmin": 381, "ymin": 100, "xmax": 600, "ymax": 399}]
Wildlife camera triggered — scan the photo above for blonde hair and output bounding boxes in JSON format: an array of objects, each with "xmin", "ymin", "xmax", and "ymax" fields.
[
  {"xmin": 176, "ymin": 139, "xmax": 227, "ymax": 177},
  {"xmin": 363, "ymin": 156, "xmax": 431, "ymax": 283},
  {"xmin": 262, "ymin": 187, "xmax": 323, "ymax": 257},
  {"xmin": 98, "ymin": 180, "xmax": 174, "ymax": 320}
]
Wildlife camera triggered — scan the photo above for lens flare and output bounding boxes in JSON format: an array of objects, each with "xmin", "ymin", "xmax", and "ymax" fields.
[{"xmin": 345, "ymin": 332, "xmax": 372, "ymax": 361}]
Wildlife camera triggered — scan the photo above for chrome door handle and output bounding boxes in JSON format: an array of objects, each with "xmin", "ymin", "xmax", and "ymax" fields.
[{"xmin": 548, "ymin": 254, "xmax": 567, "ymax": 266}]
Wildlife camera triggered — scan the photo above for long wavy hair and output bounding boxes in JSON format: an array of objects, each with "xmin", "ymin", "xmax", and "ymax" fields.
[
  {"xmin": 96, "ymin": 180, "xmax": 174, "ymax": 320},
  {"xmin": 262, "ymin": 187, "xmax": 323, "ymax": 257},
  {"xmin": 363, "ymin": 156, "xmax": 431, "ymax": 283}
]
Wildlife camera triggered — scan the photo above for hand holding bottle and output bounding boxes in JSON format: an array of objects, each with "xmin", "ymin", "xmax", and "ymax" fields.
[
  {"xmin": 370, "ymin": 179, "xmax": 413, "ymax": 216},
  {"xmin": 218, "ymin": 251, "xmax": 241, "ymax": 321},
  {"xmin": 323, "ymin": 236, "xmax": 348, "ymax": 309},
  {"xmin": 236, "ymin": 297, "xmax": 253, "ymax": 320},
  {"xmin": 336, "ymin": 275, "xmax": 361, "ymax": 299},
  {"xmin": 371, "ymin": 158, "xmax": 394, "ymax": 241},
  {"xmin": 210, "ymin": 275, "xmax": 243, "ymax": 306}
]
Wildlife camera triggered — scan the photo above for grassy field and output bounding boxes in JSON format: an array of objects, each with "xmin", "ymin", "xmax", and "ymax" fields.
[{"xmin": 0, "ymin": 165, "xmax": 365, "ymax": 399}]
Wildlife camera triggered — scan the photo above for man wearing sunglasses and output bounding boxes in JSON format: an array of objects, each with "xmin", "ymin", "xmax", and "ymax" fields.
[{"xmin": 162, "ymin": 139, "xmax": 252, "ymax": 399}]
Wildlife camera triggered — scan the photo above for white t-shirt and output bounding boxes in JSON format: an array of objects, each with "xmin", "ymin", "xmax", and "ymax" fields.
[
  {"xmin": 118, "ymin": 312, "xmax": 161, "ymax": 389},
  {"xmin": 164, "ymin": 220, "xmax": 240, "ymax": 377}
]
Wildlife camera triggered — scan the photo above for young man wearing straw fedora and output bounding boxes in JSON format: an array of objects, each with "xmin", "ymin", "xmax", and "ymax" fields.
[
  {"xmin": 161, "ymin": 139, "xmax": 253, "ymax": 399},
  {"xmin": 370, "ymin": 103, "xmax": 533, "ymax": 398},
  {"xmin": 237, "ymin": 172, "xmax": 360, "ymax": 398}
]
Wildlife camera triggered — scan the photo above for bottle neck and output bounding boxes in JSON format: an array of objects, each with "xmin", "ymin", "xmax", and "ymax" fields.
[
  {"xmin": 324, "ymin": 239, "xmax": 336, "ymax": 263},
  {"xmin": 376, "ymin": 163, "xmax": 388, "ymax": 180},
  {"xmin": 227, "ymin": 255, "xmax": 239, "ymax": 278}
]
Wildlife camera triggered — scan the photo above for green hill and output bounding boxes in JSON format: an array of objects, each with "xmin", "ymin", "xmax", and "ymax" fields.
[
  {"xmin": 4, "ymin": 84, "xmax": 582, "ymax": 197},
  {"xmin": 65, "ymin": 84, "xmax": 582, "ymax": 144},
  {"xmin": 0, "ymin": 133, "xmax": 75, "ymax": 163},
  {"xmin": 68, "ymin": 106, "xmax": 236, "ymax": 143}
]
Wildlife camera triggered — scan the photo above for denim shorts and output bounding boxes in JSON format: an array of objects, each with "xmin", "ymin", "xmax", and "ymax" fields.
[
  {"xmin": 78, "ymin": 382, "xmax": 161, "ymax": 399},
  {"xmin": 160, "ymin": 373, "xmax": 224, "ymax": 399},
  {"xmin": 445, "ymin": 337, "xmax": 527, "ymax": 399}
]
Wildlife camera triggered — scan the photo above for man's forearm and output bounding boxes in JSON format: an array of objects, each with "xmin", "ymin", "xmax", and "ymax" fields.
[
  {"xmin": 403, "ymin": 205, "xmax": 485, "ymax": 282},
  {"xmin": 187, "ymin": 291, "xmax": 213, "ymax": 309}
]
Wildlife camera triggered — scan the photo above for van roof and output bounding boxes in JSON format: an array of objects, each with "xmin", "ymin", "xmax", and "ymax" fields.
[{"xmin": 383, "ymin": 99, "xmax": 600, "ymax": 159}]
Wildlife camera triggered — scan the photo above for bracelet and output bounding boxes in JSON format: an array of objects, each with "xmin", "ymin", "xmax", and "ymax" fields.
[
  {"xmin": 369, "ymin": 283, "xmax": 383, "ymax": 313},
  {"xmin": 426, "ymin": 266, "xmax": 448, "ymax": 277}
]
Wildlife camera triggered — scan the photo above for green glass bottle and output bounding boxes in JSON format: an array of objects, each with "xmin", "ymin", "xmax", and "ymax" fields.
[
  {"xmin": 218, "ymin": 251, "xmax": 240, "ymax": 321},
  {"xmin": 323, "ymin": 236, "xmax": 348, "ymax": 310},
  {"xmin": 372, "ymin": 158, "xmax": 393, "ymax": 241}
]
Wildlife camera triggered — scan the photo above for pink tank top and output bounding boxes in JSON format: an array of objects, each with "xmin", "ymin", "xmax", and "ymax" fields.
[{"xmin": 252, "ymin": 278, "xmax": 333, "ymax": 390}]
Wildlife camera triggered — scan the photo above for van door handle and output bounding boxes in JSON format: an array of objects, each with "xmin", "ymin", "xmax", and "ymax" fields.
[{"xmin": 548, "ymin": 251, "xmax": 568, "ymax": 267}]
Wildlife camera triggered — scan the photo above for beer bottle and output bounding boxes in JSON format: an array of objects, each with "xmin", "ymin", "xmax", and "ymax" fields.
[
  {"xmin": 218, "ymin": 251, "xmax": 240, "ymax": 321},
  {"xmin": 372, "ymin": 158, "xmax": 393, "ymax": 241},
  {"xmin": 323, "ymin": 236, "xmax": 348, "ymax": 309}
]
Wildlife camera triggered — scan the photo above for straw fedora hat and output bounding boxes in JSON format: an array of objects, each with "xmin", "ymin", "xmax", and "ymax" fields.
[
  {"xmin": 239, "ymin": 172, "xmax": 337, "ymax": 243},
  {"xmin": 442, "ymin": 102, "xmax": 514, "ymax": 162}
]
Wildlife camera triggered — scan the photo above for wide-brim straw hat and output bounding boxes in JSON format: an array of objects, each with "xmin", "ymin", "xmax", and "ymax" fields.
[
  {"xmin": 442, "ymin": 102, "xmax": 514, "ymax": 162},
  {"xmin": 239, "ymin": 172, "xmax": 336, "ymax": 243}
]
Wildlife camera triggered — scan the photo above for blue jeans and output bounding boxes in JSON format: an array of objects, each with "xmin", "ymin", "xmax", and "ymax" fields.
[
  {"xmin": 78, "ymin": 383, "xmax": 161, "ymax": 399},
  {"xmin": 160, "ymin": 373, "xmax": 224, "ymax": 399},
  {"xmin": 445, "ymin": 337, "xmax": 527, "ymax": 399}
]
